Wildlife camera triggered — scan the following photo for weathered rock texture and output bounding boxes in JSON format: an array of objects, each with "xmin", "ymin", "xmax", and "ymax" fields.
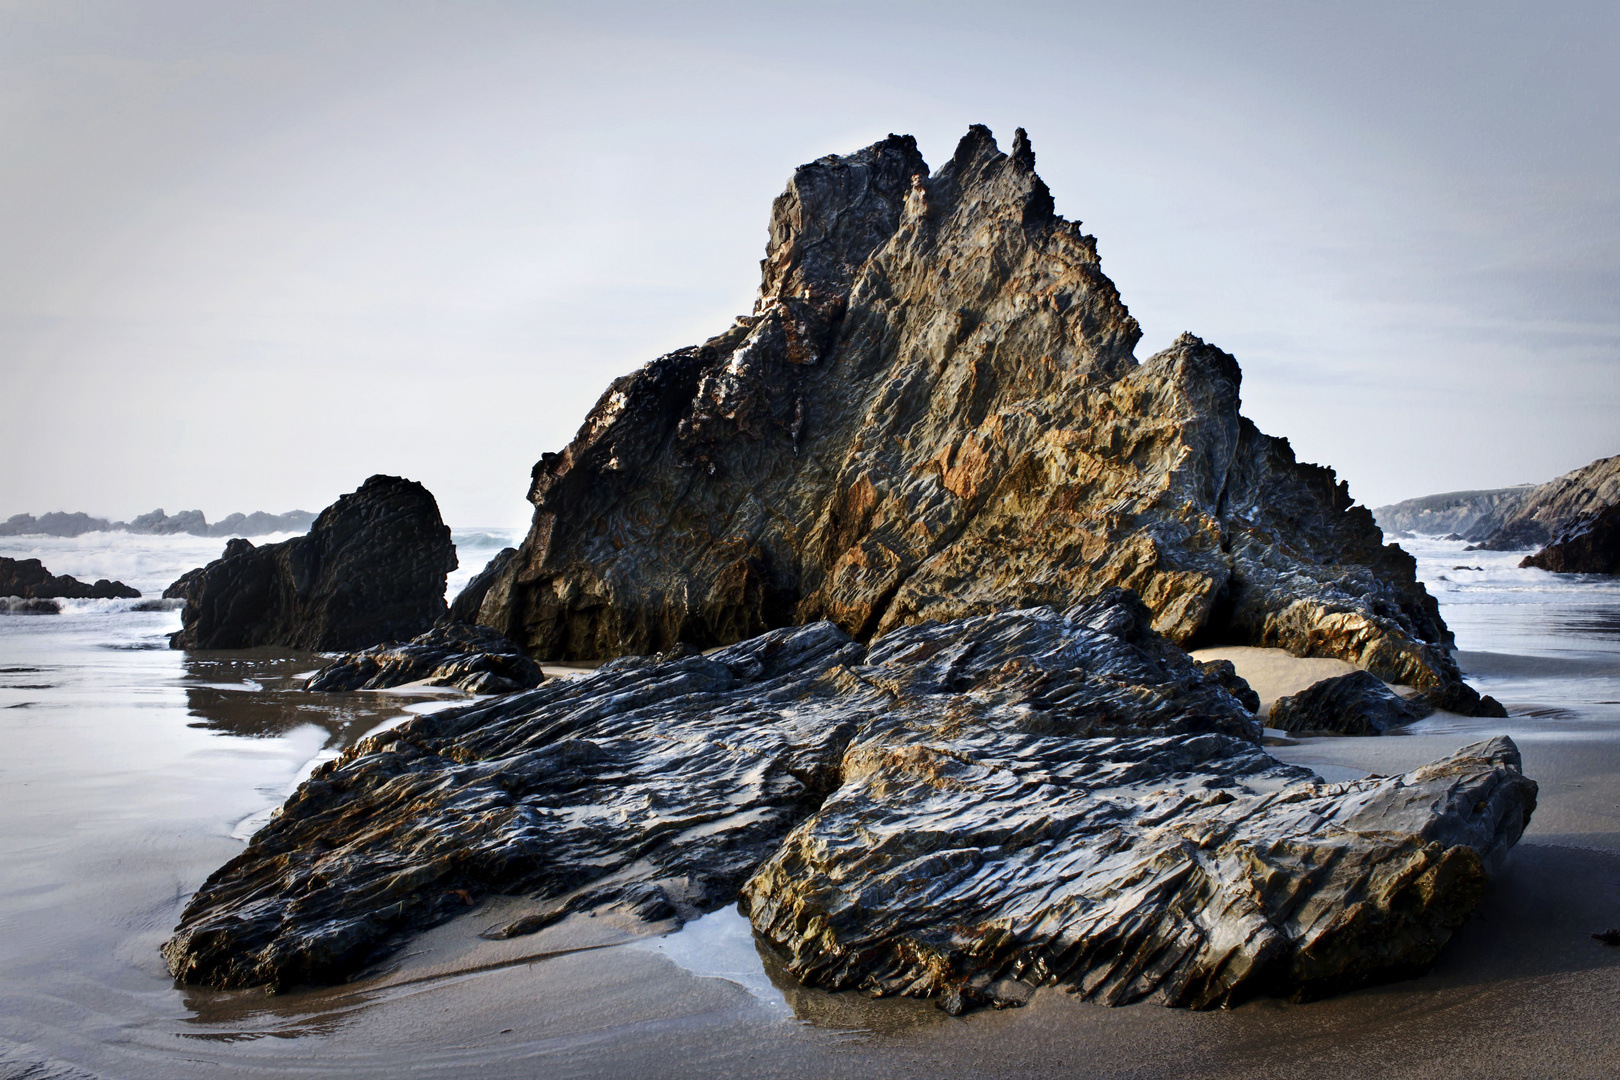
[
  {"xmin": 306, "ymin": 624, "xmax": 544, "ymax": 694},
  {"xmin": 1520, "ymin": 504, "xmax": 1620, "ymax": 575},
  {"xmin": 1267, "ymin": 670, "xmax": 1427, "ymax": 736},
  {"xmin": 0, "ymin": 556, "xmax": 140, "ymax": 600},
  {"xmin": 163, "ymin": 591, "xmax": 1534, "ymax": 1008},
  {"xmin": 1372, "ymin": 487, "xmax": 1533, "ymax": 539},
  {"xmin": 476, "ymin": 126, "xmax": 1482, "ymax": 712},
  {"xmin": 166, "ymin": 475, "xmax": 457, "ymax": 651},
  {"xmin": 1468, "ymin": 453, "xmax": 1620, "ymax": 550}
]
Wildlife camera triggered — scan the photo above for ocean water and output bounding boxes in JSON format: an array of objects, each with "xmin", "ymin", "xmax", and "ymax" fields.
[{"xmin": 1, "ymin": 529, "xmax": 1618, "ymax": 1078}]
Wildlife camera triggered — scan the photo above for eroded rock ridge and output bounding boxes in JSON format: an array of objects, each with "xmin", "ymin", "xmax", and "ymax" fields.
[{"xmin": 477, "ymin": 126, "xmax": 1479, "ymax": 710}]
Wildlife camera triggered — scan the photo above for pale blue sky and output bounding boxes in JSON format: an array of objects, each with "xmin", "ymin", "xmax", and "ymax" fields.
[{"xmin": 2, "ymin": 1, "xmax": 1615, "ymax": 525}]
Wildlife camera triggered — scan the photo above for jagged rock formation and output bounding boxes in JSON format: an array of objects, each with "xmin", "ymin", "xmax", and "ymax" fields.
[
  {"xmin": 1468, "ymin": 453, "xmax": 1620, "ymax": 550},
  {"xmin": 1520, "ymin": 505, "xmax": 1620, "ymax": 575},
  {"xmin": 306, "ymin": 624, "xmax": 544, "ymax": 694},
  {"xmin": 476, "ymin": 126, "xmax": 1482, "ymax": 712},
  {"xmin": 1372, "ymin": 487, "xmax": 1533, "ymax": 539},
  {"xmin": 446, "ymin": 548, "xmax": 518, "ymax": 625},
  {"xmin": 166, "ymin": 476, "xmax": 456, "ymax": 651},
  {"xmin": 1267, "ymin": 670, "xmax": 1428, "ymax": 736},
  {"xmin": 162, "ymin": 590, "xmax": 1535, "ymax": 1008},
  {"xmin": 0, "ymin": 508, "xmax": 314, "ymax": 538},
  {"xmin": 0, "ymin": 556, "xmax": 140, "ymax": 600}
]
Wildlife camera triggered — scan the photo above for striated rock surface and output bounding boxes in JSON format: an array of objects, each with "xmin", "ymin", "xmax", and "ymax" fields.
[
  {"xmin": 1267, "ymin": 670, "xmax": 1428, "ymax": 736},
  {"xmin": 163, "ymin": 590, "xmax": 1534, "ymax": 1007},
  {"xmin": 166, "ymin": 476, "xmax": 456, "ymax": 651},
  {"xmin": 745, "ymin": 733, "xmax": 1532, "ymax": 1011},
  {"xmin": 1468, "ymin": 453, "xmax": 1620, "ymax": 550},
  {"xmin": 1372, "ymin": 487, "xmax": 1533, "ymax": 539},
  {"xmin": 1520, "ymin": 504, "xmax": 1620, "ymax": 575},
  {"xmin": 0, "ymin": 556, "xmax": 140, "ymax": 600},
  {"xmin": 477, "ymin": 126, "xmax": 1483, "ymax": 712},
  {"xmin": 446, "ymin": 548, "xmax": 518, "ymax": 625},
  {"xmin": 306, "ymin": 623, "xmax": 544, "ymax": 694}
]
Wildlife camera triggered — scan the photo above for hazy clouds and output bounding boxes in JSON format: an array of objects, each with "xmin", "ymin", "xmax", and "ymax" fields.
[{"xmin": 2, "ymin": 0, "xmax": 1615, "ymax": 525}]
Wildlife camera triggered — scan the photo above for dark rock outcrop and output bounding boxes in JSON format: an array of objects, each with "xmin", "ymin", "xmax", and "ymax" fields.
[
  {"xmin": 0, "ymin": 556, "xmax": 140, "ymax": 600},
  {"xmin": 166, "ymin": 476, "xmax": 457, "ymax": 651},
  {"xmin": 1372, "ymin": 487, "xmax": 1533, "ymax": 539},
  {"xmin": 474, "ymin": 126, "xmax": 1484, "ymax": 712},
  {"xmin": 306, "ymin": 624, "xmax": 544, "ymax": 694},
  {"xmin": 446, "ymin": 548, "xmax": 518, "ymax": 625},
  {"xmin": 1268, "ymin": 670, "xmax": 1428, "ymax": 736},
  {"xmin": 1520, "ymin": 504, "xmax": 1620, "ymax": 575},
  {"xmin": 1468, "ymin": 453, "xmax": 1620, "ymax": 550},
  {"xmin": 163, "ymin": 590, "xmax": 1535, "ymax": 1009}
]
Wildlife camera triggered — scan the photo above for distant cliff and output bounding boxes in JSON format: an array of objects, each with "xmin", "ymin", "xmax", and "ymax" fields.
[
  {"xmin": 1466, "ymin": 454, "xmax": 1620, "ymax": 551},
  {"xmin": 1372, "ymin": 487, "xmax": 1532, "ymax": 538},
  {"xmin": 0, "ymin": 508, "xmax": 316, "ymax": 539}
]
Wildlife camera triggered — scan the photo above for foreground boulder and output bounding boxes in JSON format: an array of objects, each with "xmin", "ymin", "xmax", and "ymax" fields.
[
  {"xmin": 475, "ymin": 126, "xmax": 1484, "ymax": 713},
  {"xmin": 1520, "ymin": 505, "xmax": 1620, "ymax": 575},
  {"xmin": 1268, "ymin": 670, "xmax": 1429, "ymax": 736},
  {"xmin": 163, "ymin": 589, "xmax": 1534, "ymax": 1007},
  {"xmin": 0, "ymin": 556, "xmax": 140, "ymax": 600},
  {"xmin": 306, "ymin": 624, "xmax": 544, "ymax": 694},
  {"xmin": 166, "ymin": 475, "xmax": 456, "ymax": 651}
]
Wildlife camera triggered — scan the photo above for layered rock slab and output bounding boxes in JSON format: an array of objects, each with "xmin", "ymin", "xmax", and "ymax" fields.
[
  {"xmin": 477, "ymin": 125, "xmax": 1481, "ymax": 711},
  {"xmin": 306, "ymin": 623, "xmax": 545, "ymax": 694},
  {"xmin": 163, "ymin": 590, "xmax": 1533, "ymax": 1007},
  {"xmin": 166, "ymin": 475, "xmax": 457, "ymax": 651}
]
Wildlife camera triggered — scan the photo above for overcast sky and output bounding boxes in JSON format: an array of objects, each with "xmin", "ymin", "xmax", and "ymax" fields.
[{"xmin": 2, "ymin": 0, "xmax": 1615, "ymax": 526}]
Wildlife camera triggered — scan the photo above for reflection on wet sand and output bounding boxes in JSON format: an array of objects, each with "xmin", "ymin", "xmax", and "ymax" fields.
[{"xmin": 180, "ymin": 648, "xmax": 466, "ymax": 747}]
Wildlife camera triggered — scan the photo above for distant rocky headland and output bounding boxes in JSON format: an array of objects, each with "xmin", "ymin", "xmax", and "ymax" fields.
[
  {"xmin": 1376, "ymin": 452, "xmax": 1620, "ymax": 573},
  {"xmin": 162, "ymin": 127, "xmax": 1538, "ymax": 1012},
  {"xmin": 1, "ymin": 555, "xmax": 140, "ymax": 610},
  {"xmin": 0, "ymin": 507, "xmax": 315, "ymax": 539}
]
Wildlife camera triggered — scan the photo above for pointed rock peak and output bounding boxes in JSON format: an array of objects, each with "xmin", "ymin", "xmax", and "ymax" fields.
[
  {"xmin": 948, "ymin": 123, "xmax": 1003, "ymax": 175},
  {"xmin": 1011, "ymin": 127, "xmax": 1036, "ymax": 171},
  {"xmin": 1174, "ymin": 331, "xmax": 1207, "ymax": 348},
  {"xmin": 761, "ymin": 133, "xmax": 929, "ymax": 304}
]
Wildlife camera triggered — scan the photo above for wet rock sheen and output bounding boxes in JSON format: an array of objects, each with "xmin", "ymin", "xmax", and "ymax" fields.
[
  {"xmin": 306, "ymin": 623, "xmax": 544, "ymax": 694},
  {"xmin": 162, "ymin": 590, "xmax": 1535, "ymax": 1009}
]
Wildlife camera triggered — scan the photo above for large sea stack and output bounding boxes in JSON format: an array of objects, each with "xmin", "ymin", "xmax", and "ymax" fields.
[
  {"xmin": 476, "ymin": 126, "xmax": 1482, "ymax": 711},
  {"xmin": 166, "ymin": 475, "xmax": 456, "ymax": 651}
]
